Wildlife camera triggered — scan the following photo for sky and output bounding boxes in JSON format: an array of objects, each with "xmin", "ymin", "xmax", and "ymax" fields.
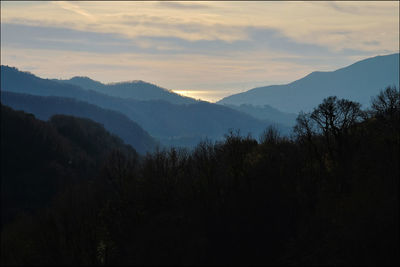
[{"xmin": 1, "ymin": 1, "xmax": 399, "ymax": 102}]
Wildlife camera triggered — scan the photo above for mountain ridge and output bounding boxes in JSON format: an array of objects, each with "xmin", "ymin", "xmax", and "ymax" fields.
[
  {"xmin": 55, "ymin": 76, "xmax": 198, "ymax": 105},
  {"xmin": 218, "ymin": 53, "xmax": 399, "ymax": 113}
]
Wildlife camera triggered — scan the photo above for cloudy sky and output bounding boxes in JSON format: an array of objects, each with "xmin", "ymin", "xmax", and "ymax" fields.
[{"xmin": 1, "ymin": 1, "xmax": 399, "ymax": 102}]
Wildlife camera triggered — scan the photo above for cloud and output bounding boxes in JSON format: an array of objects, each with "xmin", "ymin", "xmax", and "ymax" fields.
[
  {"xmin": 2, "ymin": 22, "xmax": 388, "ymax": 61},
  {"xmin": 326, "ymin": 2, "xmax": 360, "ymax": 14},
  {"xmin": 156, "ymin": 1, "xmax": 210, "ymax": 10},
  {"xmin": 3, "ymin": 17, "xmax": 77, "ymax": 28},
  {"xmin": 363, "ymin": 40, "xmax": 380, "ymax": 46},
  {"xmin": 116, "ymin": 15, "xmax": 248, "ymax": 42},
  {"xmin": 1, "ymin": 23, "xmax": 134, "ymax": 53},
  {"xmin": 53, "ymin": 1, "xmax": 95, "ymax": 20},
  {"xmin": 3, "ymin": 1, "xmax": 397, "ymax": 52}
]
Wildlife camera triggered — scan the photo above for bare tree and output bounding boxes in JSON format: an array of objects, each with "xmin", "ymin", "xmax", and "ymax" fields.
[
  {"xmin": 371, "ymin": 86, "xmax": 400, "ymax": 119},
  {"xmin": 259, "ymin": 125, "xmax": 280, "ymax": 145},
  {"xmin": 294, "ymin": 96, "xmax": 363, "ymax": 159},
  {"xmin": 310, "ymin": 96, "xmax": 363, "ymax": 138}
]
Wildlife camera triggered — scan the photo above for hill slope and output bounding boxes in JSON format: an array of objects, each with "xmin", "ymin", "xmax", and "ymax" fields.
[
  {"xmin": 221, "ymin": 103, "xmax": 298, "ymax": 127},
  {"xmin": 56, "ymin": 76, "xmax": 198, "ymax": 104},
  {"xmin": 218, "ymin": 53, "xmax": 399, "ymax": 113},
  {"xmin": 1, "ymin": 91, "xmax": 158, "ymax": 154},
  {"xmin": 1, "ymin": 104, "xmax": 137, "ymax": 227}
]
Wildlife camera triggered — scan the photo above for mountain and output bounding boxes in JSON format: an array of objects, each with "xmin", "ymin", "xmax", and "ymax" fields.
[
  {"xmin": 218, "ymin": 53, "xmax": 399, "ymax": 113},
  {"xmin": 1, "ymin": 91, "xmax": 158, "ymax": 154},
  {"xmin": 221, "ymin": 104, "xmax": 298, "ymax": 127},
  {"xmin": 1, "ymin": 104, "xmax": 137, "ymax": 227},
  {"xmin": 1, "ymin": 66, "xmax": 285, "ymax": 147},
  {"xmin": 1, "ymin": 65, "xmax": 112, "ymax": 100},
  {"xmin": 56, "ymin": 76, "xmax": 198, "ymax": 104},
  {"xmin": 115, "ymin": 99, "xmax": 291, "ymax": 147}
]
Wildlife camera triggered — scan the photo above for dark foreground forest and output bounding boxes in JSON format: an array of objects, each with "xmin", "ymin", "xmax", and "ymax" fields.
[{"xmin": 1, "ymin": 87, "xmax": 399, "ymax": 265}]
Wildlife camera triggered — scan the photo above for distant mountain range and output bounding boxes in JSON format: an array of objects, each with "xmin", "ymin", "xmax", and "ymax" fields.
[
  {"xmin": 218, "ymin": 53, "xmax": 399, "ymax": 113},
  {"xmin": 55, "ymin": 77, "xmax": 197, "ymax": 105},
  {"xmin": 1, "ymin": 91, "xmax": 158, "ymax": 154},
  {"xmin": 2, "ymin": 53, "xmax": 397, "ymax": 146},
  {"xmin": 56, "ymin": 75, "xmax": 295, "ymax": 128},
  {"xmin": 1, "ymin": 66, "xmax": 282, "ymax": 148}
]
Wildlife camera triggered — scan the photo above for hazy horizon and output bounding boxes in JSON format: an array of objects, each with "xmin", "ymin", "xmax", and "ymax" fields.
[
  {"xmin": 1, "ymin": 1, "xmax": 399, "ymax": 101},
  {"xmin": 2, "ymin": 52, "xmax": 398, "ymax": 104}
]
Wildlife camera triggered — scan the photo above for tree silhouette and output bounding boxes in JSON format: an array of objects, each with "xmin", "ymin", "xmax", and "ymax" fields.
[
  {"xmin": 310, "ymin": 96, "xmax": 363, "ymax": 138},
  {"xmin": 371, "ymin": 86, "xmax": 400, "ymax": 119}
]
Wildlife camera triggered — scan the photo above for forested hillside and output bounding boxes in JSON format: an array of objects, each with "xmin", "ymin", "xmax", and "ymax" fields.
[
  {"xmin": 1, "ymin": 91, "xmax": 157, "ymax": 154},
  {"xmin": 0, "ymin": 105, "xmax": 137, "ymax": 228},
  {"xmin": 1, "ymin": 87, "xmax": 398, "ymax": 265}
]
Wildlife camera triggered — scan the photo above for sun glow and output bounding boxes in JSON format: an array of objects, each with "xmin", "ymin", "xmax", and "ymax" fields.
[{"xmin": 172, "ymin": 90, "xmax": 228, "ymax": 102}]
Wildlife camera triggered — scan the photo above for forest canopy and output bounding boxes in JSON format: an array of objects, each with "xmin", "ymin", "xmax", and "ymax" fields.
[{"xmin": 1, "ymin": 86, "xmax": 399, "ymax": 265}]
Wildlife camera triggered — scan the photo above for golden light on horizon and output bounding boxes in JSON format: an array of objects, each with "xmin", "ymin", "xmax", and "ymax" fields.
[{"xmin": 172, "ymin": 90, "xmax": 229, "ymax": 102}]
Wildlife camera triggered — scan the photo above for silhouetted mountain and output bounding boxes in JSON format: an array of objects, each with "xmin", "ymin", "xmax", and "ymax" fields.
[
  {"xmin": 1, "ymin": 104, "xmax": 137, "ymax": 227},
  {"xmin": 1, "ymin": 91, "xmax": 157, "ymax": 154},
  {"xmin": 222, "ymin": 103, "xmax": 298, "ymax": 127},
  {"xmin": 218, "ymin": 53, "xmax": 399, "ymax": 113},
  {"xmin": 1, "ymin": 66, "xmax": 285, "ymax": 147},
  {"xmin": 49, "ymin": 114, "xmax": 136, "ymax": 159},
  {"xmin": 57, "ymin": 76, "xmax": 198, "ymax": 104}
]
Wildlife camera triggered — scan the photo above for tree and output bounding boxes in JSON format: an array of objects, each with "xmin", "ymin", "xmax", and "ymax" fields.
[
  {"xmin": 310, "ymin": 96, "xmax": 363, "ymax": 138},
  {"xmin": 371, "ymin": 86, "xmax": 400, "ymax": 119},
  {"xmin": 294, "ymin": 96, "xmax": 363, "ymax": 159},
  {"xmin": 259, "ymin": 126, "xmax": 280, "ymax": 145}
]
